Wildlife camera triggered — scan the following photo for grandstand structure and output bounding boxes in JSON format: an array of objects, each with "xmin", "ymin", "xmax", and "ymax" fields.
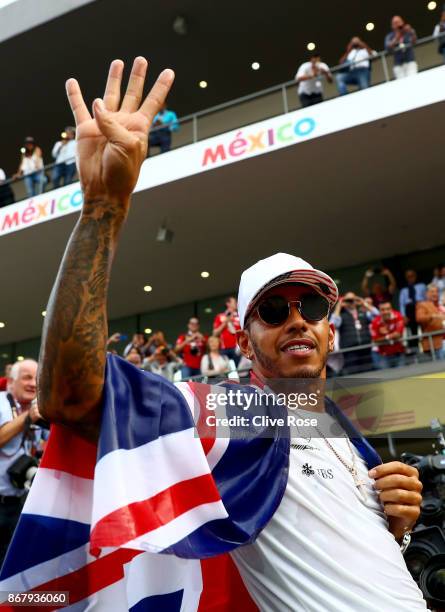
[{"xmin": 0, "ymin": 1, "xmax": 445, "ymax": 452}]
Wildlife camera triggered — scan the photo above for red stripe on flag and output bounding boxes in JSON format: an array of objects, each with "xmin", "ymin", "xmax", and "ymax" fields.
[
  {"xmin": 189, "ymin": 382, "xmax": 217, "ymax": 456},
  {"xmin": 90, "ymin": 473, "xmax": 221, "ymax": 551},
  {"xmin": 0, "ymin": 549, "xmax": 142, "ymax": 611},
  {"xmin": 39, "ymin": 424, "xmax": 97, "ymax": 480},
  {"xmin": 198, "ymin": 554, "xmax": 258, "ymax": 611}
]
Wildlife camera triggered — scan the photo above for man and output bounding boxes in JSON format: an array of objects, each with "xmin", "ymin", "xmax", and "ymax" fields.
[
  {"xmin": 51, "ymin": 126, "xmax": 77, "ymax": 188},
  {"xmin": 361, "ymin": 266, "xmax": 397, "ymax": 307},
  {"xmin": 430, "ymin": 262, "xmax": 445, "ymax": 301},
  {"xmin": 370, "ymin": 302, "xmax": 405, "ymax": 369},
  {"xmin": 0, "ymin": 359, "xmax": 43, "ymax": 564},
  {"xmin": 213, "ymin": 296, "xmax": 241, "ymax": 366},
  {"xmin": 330, "ymin": 292, "xmax": 373, "ymax": 374},
  {"xmin": 399, "ymin": 269, "xmax": 426, "ymax": 352},
  {"xmin": 175, "ymin": 317, "xmax": 207, "ymax": 378},
  {"xmin": 123, "ymin": 332, "xmax": 146, "ymax": 357},
  {"xmin": 336, "ymin": 36, "xmax": 374, "ymax": 95},
  {"xmin": 295, "ymin": 52, "xmax": 332, "ymax": 107},
  {"xmin": 433, "ymin": 10, "xmax": 445, "ymax": 63},
  {"xmin": 16, "ymin": 58, "xmax": 424, "ymax": 610},
  {"xmin": 149, "ymin": 101, "xmax": 179, "ymax": 154},
  {"xmin": 385, "ymin": 15, "xmax": 418, "ymax": 79},
  {"xmin": 143, "ymin": 345, "xmax": 181, "ymax": 382},
  {"xmin": 416, "ymin": 284, "xmax": 445, "ymax": 360}
]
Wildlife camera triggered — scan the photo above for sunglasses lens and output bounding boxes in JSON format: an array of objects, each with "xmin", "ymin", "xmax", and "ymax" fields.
[
  {"xmin": 258, "ymin": 296, "xmax": 290, "ymax": 325},
  {"xmin": 300, "ymin": 294, "xmax": 330, "ymax": 321}
]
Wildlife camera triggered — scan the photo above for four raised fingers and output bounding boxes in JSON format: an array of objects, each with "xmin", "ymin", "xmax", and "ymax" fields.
[
  {"xmin": 103, "ymin": 60, "xmax": 124, "ymax": 111},
  {"xmin": 66, "ymin": 78, "xmax": 91, "ymax": 126},
  {"xmin": 120, "ymin": 57, "xmax": 148, "ymax": 113}
]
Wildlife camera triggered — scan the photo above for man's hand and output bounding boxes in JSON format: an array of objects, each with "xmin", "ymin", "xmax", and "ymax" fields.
[
  {"xmin": 368, "ymin": 462, "xmax": 422, "ymax": 542},
  {"xmin": 66, "ymin": 57, "xmax": 174, "ymax": 204},
  {"xmin": 29, "ymin": 403, "xmax": 43, "ymax": 423}
]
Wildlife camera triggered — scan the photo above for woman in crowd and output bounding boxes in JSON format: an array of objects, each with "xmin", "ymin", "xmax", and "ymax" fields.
[
  {"xmin": 14, "ymin": 137, "xmax": 45, "ymax": 197},
  {"xmin": 200, "ymin": 336, "xmax": 231, "ymax": 380}
]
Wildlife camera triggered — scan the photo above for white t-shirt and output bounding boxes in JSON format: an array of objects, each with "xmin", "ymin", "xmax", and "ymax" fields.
[
  {"xmin": 0, "ymin": 168, "xmax": 6, "ymax": 181},
  {"xmin": 295, "ymin": 62, "xmax": 330, "ymax": 96},
  {"xmin": 231, "ymin": 410, "xmax": 426, "ymax": 612},
  {"xmin": 346, "ymin": 48, "xmax": 370, "ymax": 70},
  {"xmin": 52, "ymin": 140, "xmax": 77, "ymax": 165}
]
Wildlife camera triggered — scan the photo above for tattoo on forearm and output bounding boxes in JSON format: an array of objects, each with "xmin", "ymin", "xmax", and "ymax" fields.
[{"xmin": 38, "ymin": 199, "xmax": 126, "ymax": 439}]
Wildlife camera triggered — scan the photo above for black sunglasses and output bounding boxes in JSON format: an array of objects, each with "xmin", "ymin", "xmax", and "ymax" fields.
[{"xmin": 256, "ymin": 294, "xmax": 330, "ymax": 326}]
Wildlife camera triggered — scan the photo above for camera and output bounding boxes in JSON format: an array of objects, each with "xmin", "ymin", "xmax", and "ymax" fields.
[
  {"xmin": 401, "ymin": 419, "xmax": 445, "ymax": 609},
  {"xmin": 190, "ymin": 346, "xmax": 200, "ymax": 356},
  {"xmin": 7, "ymin": 454, "xmax": 39, "ymax": 490}
]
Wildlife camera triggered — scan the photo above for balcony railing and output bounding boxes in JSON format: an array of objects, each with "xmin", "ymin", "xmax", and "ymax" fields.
[
  {"xmin": 1, "ymin": 32, "xmax": 444, "ymax": 207},
  {"xmin": 179, "ymin": 327, "xmax": 445, "ymax": 383}
]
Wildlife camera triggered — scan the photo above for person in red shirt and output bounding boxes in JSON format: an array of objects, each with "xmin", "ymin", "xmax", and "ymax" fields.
[
  {"xmin": 0, "ymin": 364, "xmax": 12, "ymax": 392},
  {"xmin": 370, "ymin": 302, "xmax": 405, "ymax": 369},
  {"xmin": 175, "ymin": 317, "xmax": 207, "ymax": 379},
  {"xmin": 213, "ymin": 297, "xmax": 241, "ymax": 366}
]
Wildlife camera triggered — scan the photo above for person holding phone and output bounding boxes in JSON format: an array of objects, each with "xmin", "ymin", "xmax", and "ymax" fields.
[{"xmin": 385, "ymin": 15, "xmax": 418, "ymax": 79}]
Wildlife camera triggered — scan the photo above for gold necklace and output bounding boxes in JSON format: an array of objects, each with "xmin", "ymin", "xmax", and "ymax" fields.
[{"xmin": 315, "ymin": 426, "xmax": 368, "ymax": 501}]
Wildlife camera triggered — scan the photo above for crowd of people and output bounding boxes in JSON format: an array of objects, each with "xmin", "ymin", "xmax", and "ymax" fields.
[
  {"xmin": 295, "ymin": 12, "xmax": 445, "ymax": 106},
  {"xmin": 27, "ymin": 262, "xmax": 439, "ymax": 384},
  {"xmin": 2, "ymin": 11, "xmax": 445, "ymax": 206},
  {"xmin": 0, "ymin": 103, "xmax": 180, "ymax": 206}
]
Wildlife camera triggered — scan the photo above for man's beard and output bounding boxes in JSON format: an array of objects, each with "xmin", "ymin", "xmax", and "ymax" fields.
[{"xmin": 250, "ymin": 337, "xmax": 327, "ymax": 379}]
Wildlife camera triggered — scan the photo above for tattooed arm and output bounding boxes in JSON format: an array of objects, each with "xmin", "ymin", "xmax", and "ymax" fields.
[{"xmin": 38, "ymin": 58, "xmax": 174, "ymax": 441}]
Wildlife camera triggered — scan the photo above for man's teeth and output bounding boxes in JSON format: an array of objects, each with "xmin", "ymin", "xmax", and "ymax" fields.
[{"xmin": 286, "ymin": 345, "xmax": 311, "ymax": 352}]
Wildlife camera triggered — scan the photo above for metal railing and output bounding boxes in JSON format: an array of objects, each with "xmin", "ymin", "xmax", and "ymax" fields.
[
  {"xmin": 178, "ymin": 327, "xmax": 445, "ymax": 383},
  {"xmin": 1, "ymin": 32, "xmax": 444, "ymax": 207}
]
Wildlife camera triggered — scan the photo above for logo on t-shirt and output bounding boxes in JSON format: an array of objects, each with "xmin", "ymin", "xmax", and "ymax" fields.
[{"xmin": 302, "ymin": 463, "xmax": 315, "ymax": 476}]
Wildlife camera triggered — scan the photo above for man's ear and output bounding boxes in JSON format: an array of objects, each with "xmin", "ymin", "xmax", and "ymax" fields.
[
  {"xmin": 328, "ymin": 322, "xmax": 335, "ymax": 353},
  {"xmin": 237, "ymin": 329, "xmax": 253, "ymax": 360}
]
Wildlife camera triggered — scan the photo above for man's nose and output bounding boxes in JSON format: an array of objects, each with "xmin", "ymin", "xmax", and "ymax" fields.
[{"xmin": 283, "ymin": 304, "xmax": 306, "ymax": 332}]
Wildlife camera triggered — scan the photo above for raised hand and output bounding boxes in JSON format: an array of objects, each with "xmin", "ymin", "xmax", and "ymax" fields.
[{"xmin": 66, "ymin": 57, "xmax": 174, "ymax": 205}]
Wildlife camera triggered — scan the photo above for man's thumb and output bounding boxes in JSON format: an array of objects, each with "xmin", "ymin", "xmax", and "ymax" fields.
[{"xmin": 93, "ymin": 98, "xmax": 136, "ymax": 147}]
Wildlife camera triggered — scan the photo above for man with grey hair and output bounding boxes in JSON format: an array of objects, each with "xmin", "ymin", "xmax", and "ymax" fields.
[{"xmin": 0, "ymin": 359, "xmax": 43, "ymax": 564}]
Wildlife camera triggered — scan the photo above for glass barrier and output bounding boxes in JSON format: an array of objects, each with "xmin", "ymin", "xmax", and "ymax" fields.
[{"xmin": 1, "ymin": 33, "xmax": 444, "ymax": 208}]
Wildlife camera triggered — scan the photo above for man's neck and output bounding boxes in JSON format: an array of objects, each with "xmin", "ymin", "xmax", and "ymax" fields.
[{"xmin": 251, "ymin": 371, "xmax": 327, "ymax": 413}]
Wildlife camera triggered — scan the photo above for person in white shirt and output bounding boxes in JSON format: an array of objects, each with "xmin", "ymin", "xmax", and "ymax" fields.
[
  {"xmin": 13, "ymin": 137, "xmax": 45, "ymax": 197},
  {"xmin": 200, "ymin": 336, "xmax": 231, "ymax": 379},
  {"xmin": 336, "ymin": 36, "xmax": 374, "ymax": 95},
  {"xmin": 433, "ymin": 10, "xmax": 445, "ymax": 63},
  {"xmin": 51, "ymin": 126, "xmax": 77, "ymax": 188},
  {"xmin": 295, "ymin": 53, "xmax": 332, "ymax": 107}
]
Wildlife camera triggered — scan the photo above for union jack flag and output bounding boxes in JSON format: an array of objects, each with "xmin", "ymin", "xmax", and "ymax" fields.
[{"xmin": 0, "ymin": 354, "xmax": 381, "ymax": 610}]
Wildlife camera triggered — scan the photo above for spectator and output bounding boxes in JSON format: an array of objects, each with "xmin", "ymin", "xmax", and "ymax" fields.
[
  {"xmin": 175, "ymin": 317, "xmax": 207, "ymax": 379},
  {"xmin": 0, "ymin": 168, "xmax": 15, "ymax": 208},
  {"xmin": 370, "ymin": 302, "xmax": 405, "ymax": 369},
  {"xmin": 52, "ymin": 127, "xmax": 77, "ymax": 188},
  {"xmin": 385, "ymin": 16, "xmax": 418, "ymax": 79},
  {"xmin": 143, "ymin": 331, "xmax": 170, "ymax": 357},
  {"xmin": 361, "ymin": 267, "xmax": 396, "ymax": 307},
  {"xmin": 213, "ymin": 297, "xmax": 241, "ymax": 366},
  {"xmin": 416, "ymin": 284, "xmax": 445, "ymax": 360},
  {"xmin": 125, "ymin": 347, "xmax": 143, "ymax": 368},
  {"xmin": 13, "ymin": 137, "xmax": 45, "ymax": 197},
  {"xmin": 0, "ymin": 364, "xmax": 12, "ymax": 392},
  {"xmin": 331, "ymin": 293, "xmax": 373, "ymax": 374},
  {"xmin": 0, "ymin": 359, "xmax": 44, "ymax": 565},
  {"xmin": 201, "ymin": 336, "xmax": 231, "ymax": 379},
  {"xmin": 123, "ymin": 333, "xmax": 146, "ymax": 357},
  {"xmin": 363, "ymin": 297, "xmax": 380, "ymax": 320},
  {"xmin": 336, "ymin": 36, "xmax": 374, "ymax": 95},
  {"xmin": 295, "ymin": 53, "xmax": 333, "ymax": 107},
  {"xmin": 399, "ymin": 270, "xmax": 427, "ymax": 352},
  {"xmin": 143, "ymin": 346, "xmax": 181, "ymax": 382},
  {"xmin": 430, "ymin": 263, "xmax": 445, "ymax": 301},
  {"xmin": 149, "ymin": 101, "xmax": 179, "ymax": 154},
  {"xmin": 433, "ymin": 10, "xmax": 445, "ymax": 63}
]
